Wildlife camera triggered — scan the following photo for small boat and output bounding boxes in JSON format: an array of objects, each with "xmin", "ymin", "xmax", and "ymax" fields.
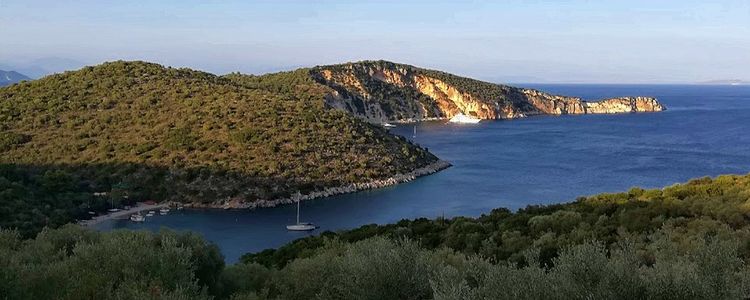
[
  {"xmin": 448, "ymin": 113, "xmax": 481, "ymax": 124},
  {"xmin": 382, "ymin": 123, "xmax": 397, "ymax": 128},
  {"xmin": 130, "ymin": 214, "xmax": 145, "ymax": 222},
  {"xmin": 146, "ymin": 211, "xmax": 155, "ymax": 217},
  {"xmin": 177, "ymin": 206, "xmax": 184, "ymax": 210},
  {"xmin": 108, "ymin": 208, "xmax": 120, "ymax": 212},
  {"xmin": 286, "ymin": 200, "xmax": 317, "ymax": 231}
]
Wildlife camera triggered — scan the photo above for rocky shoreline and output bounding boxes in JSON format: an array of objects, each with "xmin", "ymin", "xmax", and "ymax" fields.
[{"xmin": 181, "ymin": 160, "xmax": 452, "ymax": 210}]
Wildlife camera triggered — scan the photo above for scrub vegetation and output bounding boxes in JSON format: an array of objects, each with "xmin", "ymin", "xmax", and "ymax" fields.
[{"xmin": 0, "ymin": 61, "xmax": 437, "ymax": 236}]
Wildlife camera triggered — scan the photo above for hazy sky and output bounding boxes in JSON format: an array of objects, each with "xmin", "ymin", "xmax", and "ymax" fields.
[{"xmin": 1, "ymin": 0, "xmax": 749, "ymax": 83}]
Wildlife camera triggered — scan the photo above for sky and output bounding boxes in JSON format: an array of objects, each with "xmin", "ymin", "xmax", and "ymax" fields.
[{"xmin": 1, "ymin": 0, "xmax": 749, "ymax": 83}]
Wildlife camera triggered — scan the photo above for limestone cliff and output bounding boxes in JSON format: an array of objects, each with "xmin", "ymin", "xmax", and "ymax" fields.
[{"xmin": 309, "ymin": 60, "xmax": 665, "ymax": 122}]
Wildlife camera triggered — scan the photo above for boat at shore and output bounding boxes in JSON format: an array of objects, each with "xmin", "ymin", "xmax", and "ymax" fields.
[
  {"xmin": 130, "ymin": 213, "xmax": 145, "ymax": 222},
  {"xmin": 448, "ymin": 113, "xmax": 481, "ymax": 124},
  {"xmin": 159, "ymin": 208, "xmax": 170, "ymax": 215},
  {"xmin": 382, "ymin": 122, "xmax": 397, "ymax": 128}
]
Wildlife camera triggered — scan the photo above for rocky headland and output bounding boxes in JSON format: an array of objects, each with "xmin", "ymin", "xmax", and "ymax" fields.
[{"xmin": 311, "ymin": 61, "xmax": 665, "ymax": 122}]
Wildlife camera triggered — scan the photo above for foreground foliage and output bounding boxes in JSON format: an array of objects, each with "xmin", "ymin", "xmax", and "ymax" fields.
[
  {"xmin": 2, "ymin": 174, "xmax": 750, "ymax": 299},
  {"xmin": 0, "ymin": 225, "xmax": 224, "ymax": 300},
  {"xmin": 2, "ymin": 225, "xmax": 748, "ymax": 299}
]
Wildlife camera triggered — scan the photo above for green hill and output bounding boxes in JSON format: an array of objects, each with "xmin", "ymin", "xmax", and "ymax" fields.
[
  {"xmin": 0, "ymin": 61, "xmax": 440, "ymax": 235},
  {"xmin": 0, "ymin": 59, "xmax": 667, "ymax": 237}
]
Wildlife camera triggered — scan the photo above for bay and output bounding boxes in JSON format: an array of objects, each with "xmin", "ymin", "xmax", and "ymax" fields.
[{"xmin": 95, "ymin": 84, "xmax": 750, "ymax": 263}]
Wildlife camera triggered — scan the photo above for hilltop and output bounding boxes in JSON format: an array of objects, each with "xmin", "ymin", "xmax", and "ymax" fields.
[{"xmin": 0, "ymin": 61, "xmax": 442, "ymax": 235}]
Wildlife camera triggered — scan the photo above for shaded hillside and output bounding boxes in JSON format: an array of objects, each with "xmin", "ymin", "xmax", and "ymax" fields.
[
  {"xmin": 0, "ymin": 61, "xmax": 440, "ymax": 235},
  {"xmin": 309, "ymin": 60, "xmax": 665, "ymax": 122},
  {"xmin": 0, "ymin": 70, "xmax": 30, "ymax": 87}
]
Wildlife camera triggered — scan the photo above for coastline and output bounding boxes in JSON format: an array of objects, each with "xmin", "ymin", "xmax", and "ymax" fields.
[
  {"xmin": 79, "ymin": 202, "xmax": 169, "ymax": 227},
  {"xmin": 183, "ymin": 160, "xmax": 452, "ymax": 210}
]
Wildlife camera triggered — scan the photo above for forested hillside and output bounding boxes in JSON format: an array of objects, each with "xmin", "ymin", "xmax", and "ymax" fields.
[
  {"xmin": 3, "ymin": 174, "xmax": 750, "ymax": 299},
  {"xmin": 0, "ymin": 61, "xmax": 439, "ymax": 236}
]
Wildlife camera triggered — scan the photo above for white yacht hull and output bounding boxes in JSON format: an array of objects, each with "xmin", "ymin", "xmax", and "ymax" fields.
[
  {"xmin": 286, "ymin": 224, "xmax": 317, "ymax": 231},
  {"xmin": 448, "ymin": 114, "xmax": 481, "ymax": 124}
]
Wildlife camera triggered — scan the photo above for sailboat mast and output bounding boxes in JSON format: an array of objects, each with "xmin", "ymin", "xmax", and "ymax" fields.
[{"xmin": 296, "ymin": 200, "xmax": 300, "ymax": 224}]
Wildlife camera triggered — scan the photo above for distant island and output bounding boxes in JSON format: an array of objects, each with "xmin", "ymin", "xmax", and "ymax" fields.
[
  {"xmin": 0, "ymin": 70, "xmax": 31, "ymax": 87},
  {"xmin": 698, "ymin": 79, "xmax": 750, "ymax": 85},
  {"xmin": 0, "ymin": 60, "xmax": 664, "ymax": 236}
]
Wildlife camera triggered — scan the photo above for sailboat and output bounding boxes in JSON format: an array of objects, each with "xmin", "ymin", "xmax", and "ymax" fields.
[{"xmin": 286, "ymin": 200, "xmax": 317, "ymax": 231}]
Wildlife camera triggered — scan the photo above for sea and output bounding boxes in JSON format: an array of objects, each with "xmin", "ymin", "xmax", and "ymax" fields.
[{"xmin": 95, "ymin": 84, "xmax": 750, "ymax": 263}]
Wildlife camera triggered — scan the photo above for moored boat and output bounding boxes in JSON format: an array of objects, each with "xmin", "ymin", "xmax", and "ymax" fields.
[
  {"xmin": 130, "ymin": 214, "xmax": 145, "ymax": 222},
  {"xmin": 286, "ymin": 200, "xmax": 317, "ymax": 231},
  {"xmin": 448, "ymin": 113, "xmax": 481, "ymax": 124}
]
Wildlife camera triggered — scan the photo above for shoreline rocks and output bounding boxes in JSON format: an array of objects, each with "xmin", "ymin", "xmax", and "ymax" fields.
[{"xmin": 181, "ymin": 160, "xmax": 452, "ymax": 210}]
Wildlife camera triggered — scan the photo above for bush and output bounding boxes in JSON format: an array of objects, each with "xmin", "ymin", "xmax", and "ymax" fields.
[{"xmin": 0, "ymin": 132, "xmax": 31, "ymax": 151}]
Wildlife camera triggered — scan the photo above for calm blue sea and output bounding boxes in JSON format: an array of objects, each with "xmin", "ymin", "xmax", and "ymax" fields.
[{"xmin": 95, "ymin": 84, "xmax": 750, "ymax": 263}]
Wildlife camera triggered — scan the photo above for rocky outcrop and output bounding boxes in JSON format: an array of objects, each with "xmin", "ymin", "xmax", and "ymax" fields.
[
  {"xmin": 311, "ymin": 61, "xmax": 665, "ymax": 122},
  {"xmin": 183, "ymin": 160, "xmax": 452, "ymax": 210},
  {"xmin": 583, "ymin": 96, "xmax": 664, "ymax": 114}
]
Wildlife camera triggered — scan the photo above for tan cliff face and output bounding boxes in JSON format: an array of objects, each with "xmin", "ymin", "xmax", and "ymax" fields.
[
  {"xmin": 311, "ymin": 61, "xmax": 665, "ymax": 122},
  {"xmin": 583, "ymin": 96, "xmax": 665, "ymax": 114}
]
